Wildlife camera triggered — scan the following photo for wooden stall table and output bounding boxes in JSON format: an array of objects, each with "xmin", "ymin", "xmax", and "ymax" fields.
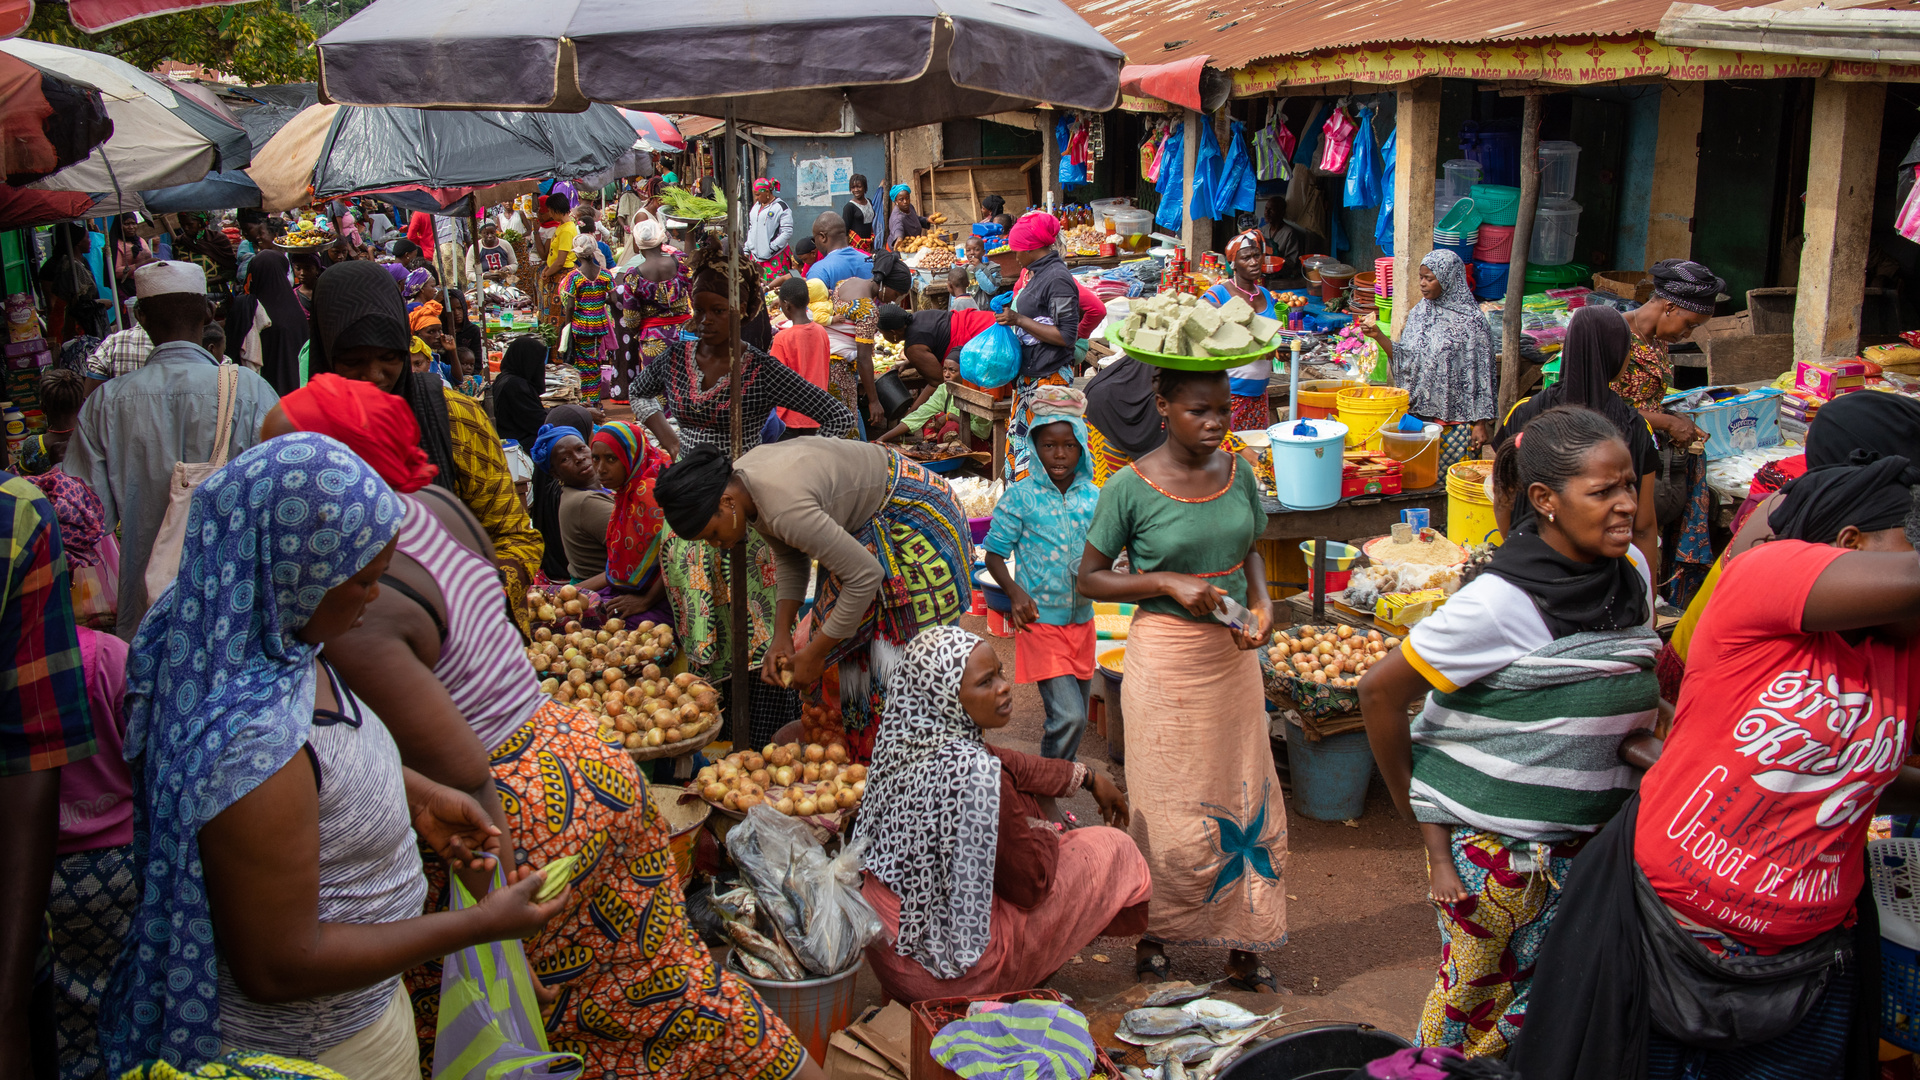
[
  {"xmin": 946, "ymin": 380, "xmax": 1015, "ymax": 480},
  {"xmin": 1258, "ymin": 486, "xmax": 1447, "ymax": 541}
]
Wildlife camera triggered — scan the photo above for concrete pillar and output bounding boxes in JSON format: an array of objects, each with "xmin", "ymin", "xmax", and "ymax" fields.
[
  {"xmin": 1795, "ymin": 78, "xmax": 1886, "ymax": 365},
  {"xmin": 1390, "ymin": 79, "xmax": 1440, "ymax": 342},
  {"xmin": 1645, "ymin": 83, "xmax": 1704, "ymax": 266}
]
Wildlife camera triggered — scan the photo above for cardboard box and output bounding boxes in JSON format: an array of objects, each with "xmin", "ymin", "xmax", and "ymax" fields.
[{"xmin": 1795, "ymin": 358, "xmax": 1868, "ymax": 400}]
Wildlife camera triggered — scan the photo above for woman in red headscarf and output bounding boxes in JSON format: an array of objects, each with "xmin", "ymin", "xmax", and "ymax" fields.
[
  {"xmin": 575, "ymin": 420, "xmax": 674, "ymax": 624},
  {"xmin": 264, "ymin": 376, "xmax": 817, "ymax": 1080},
  {"xmin": 1201, "ymin": 229, "xmax": 1279, "ymax": 431}
]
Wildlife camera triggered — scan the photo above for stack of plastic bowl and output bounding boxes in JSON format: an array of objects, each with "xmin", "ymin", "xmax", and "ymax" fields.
[
  {"xmin": 1432, "ymin": 196, "xmax": 1479, "ymax": 265},
  {"xmin": 1351, "ymin": 271, "xmax": 1377, "ymax": 315}
]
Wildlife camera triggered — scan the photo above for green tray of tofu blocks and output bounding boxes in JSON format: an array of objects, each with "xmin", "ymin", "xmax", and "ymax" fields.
[{"xmin": 1104, "ymin": 291, "xmax": 1285, "ymax": 371}]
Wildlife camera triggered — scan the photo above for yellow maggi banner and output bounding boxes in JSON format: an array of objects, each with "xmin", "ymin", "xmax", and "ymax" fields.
[{"xmin": 1233, "ymin": 35, "xmax": 1830, "ymax": 92}]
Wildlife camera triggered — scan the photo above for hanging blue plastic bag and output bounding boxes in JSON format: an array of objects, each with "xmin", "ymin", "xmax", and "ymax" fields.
[
  {"xmin": 433, "ymin": 874, "xmax": 582, "ymax": 1080},
  {"xmin": 1219, "ymin": 121, "xmax": 1258, "ymax": 217},
  {"xmin": 1153, "ymin": 122, "xmax": 1186, "ymax": 233},
  {"xmin": 1188, "ymin": 119, "xmax": 1224, "ymax": 223},
  {"xmin": 959, "ymin": 323, "xmax": 1022, "ymax": 388},
  {"xmin": 1375, "ymin": 126, "xmax": 1397, "ymax": 254},
  {"xmin": 1344, "ymin": 107, "xmax": 1382, "ymax": 209},
  {"xmin": 1056, "ymin": 115, "xmax": 1085, "ymax": 187}
]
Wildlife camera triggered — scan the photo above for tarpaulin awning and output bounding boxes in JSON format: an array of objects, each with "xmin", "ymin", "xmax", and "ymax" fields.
[
  {"xmin": 68, "ymin": 0, "xmax": 256, "ymax": 32},
  {"xmin": 1119, "ymin": 56, "xmax": 1213, "ymax": 112},
  {"xmin": 245, "ymin": 100, "xmax": 640, "ymax": 211},
  {"xmin": 0, "ymin": 184, "xmax": 93, "ymax": 228},
  {"xmin": 315, "ymin": 0, "xmax": 1123, "ymax": 134}
]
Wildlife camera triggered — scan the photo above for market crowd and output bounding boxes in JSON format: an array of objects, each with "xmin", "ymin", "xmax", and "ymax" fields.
[{"xmin": 2, "ymin": 176, "xmax": 1916, "ymax": 1080}]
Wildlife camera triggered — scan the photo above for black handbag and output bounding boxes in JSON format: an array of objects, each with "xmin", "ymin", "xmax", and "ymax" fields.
[
  {"xmin": 1653, "ymin": 444, "xmax": 1694, "ymax": 527},
  {"xmin": 1633, "ymin": 867, "xmax": 1852, "ymax": 1049}
]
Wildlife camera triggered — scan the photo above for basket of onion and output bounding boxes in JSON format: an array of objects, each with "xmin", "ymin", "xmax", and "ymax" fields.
[
  {"xmin": 689, "ymin": 742, "xmax": 866, "ymax": 828},
  {"xmin": 1261, "ymin": 623, "xmax": 1401, "ymax": 720}
]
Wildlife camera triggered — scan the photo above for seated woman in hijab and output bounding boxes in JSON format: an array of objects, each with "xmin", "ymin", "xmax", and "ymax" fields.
[
  {"xmin": 489, "ymin": 336, "xmax": 551, "ymax": 451},
  {"xmin": 530, "ymin": 423, "xmax": 610, "ymax": 585},
  {"xmin": 851, "ymin": 627, "xmax": 1147, "ymax": 1003},
  {"xmin": 1510, "ymin": 454, "xmax": 1920, "ymax": 1080},
  {"xmin": 1496, "ymin": 306, "xmax": 1659, "ymax": 568},
  {"xmin": 309, "ymin": 260, "xmax": 543, "ymax": 636}
]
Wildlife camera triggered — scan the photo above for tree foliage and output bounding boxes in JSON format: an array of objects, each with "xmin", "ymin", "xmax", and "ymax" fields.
[{"xmin": 25, "ymin": 0, "xmax": 318, "ymax": 85}]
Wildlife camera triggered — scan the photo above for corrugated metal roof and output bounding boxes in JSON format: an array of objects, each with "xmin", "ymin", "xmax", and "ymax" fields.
[{"xmin": 1070, "ymin": 0, "xmax": 1786, "ymax": 69}]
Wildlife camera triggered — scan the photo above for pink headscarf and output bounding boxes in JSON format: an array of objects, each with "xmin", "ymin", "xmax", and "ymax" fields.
[{"xmin": 1007, "ymin": 211, "xmax": 1062, "ymax": 252}]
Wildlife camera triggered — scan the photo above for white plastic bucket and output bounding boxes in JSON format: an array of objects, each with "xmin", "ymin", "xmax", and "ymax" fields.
[{"xmin": 1268, "ymin": 419, "xmax": 1349, "ymax": 511}]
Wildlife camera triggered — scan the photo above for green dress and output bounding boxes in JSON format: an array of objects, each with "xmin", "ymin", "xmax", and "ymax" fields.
[{"xmin": 1085, "ymin": 454, "xmax": 1266, "ymax": 621}]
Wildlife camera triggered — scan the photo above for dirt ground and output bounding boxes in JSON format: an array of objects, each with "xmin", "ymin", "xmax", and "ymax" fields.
[{"xmin": 843, "ymin": 612, "xmax": 1439, "ymax": 1038}]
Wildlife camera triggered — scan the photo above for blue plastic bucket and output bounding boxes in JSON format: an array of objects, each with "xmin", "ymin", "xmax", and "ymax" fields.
[
  {"xmin": 1432, "ymin": 237, "xmax": 1476, "ymax": 264},
  {"xmin": 1267, "ymin": 419, "xmax": 1348, "ymax": 511},
  {"xmin": 1287, "ymin": 727, "xmax": 1373, "ymax": 821},
  {"xmin": 1473, "ymin": 260, "xmax": 1509, "ymax": 300}
]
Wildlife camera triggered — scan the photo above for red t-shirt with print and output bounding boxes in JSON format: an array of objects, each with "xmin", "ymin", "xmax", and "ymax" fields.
[{"xmin": 1636, "ymin": 540, "xmax": 1920, "ymax": 950}]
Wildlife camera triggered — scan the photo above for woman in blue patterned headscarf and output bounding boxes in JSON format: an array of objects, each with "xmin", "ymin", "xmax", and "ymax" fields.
[{"xmin": 102, "ymin": 434, "xmax": 568, "ymax": 1075}]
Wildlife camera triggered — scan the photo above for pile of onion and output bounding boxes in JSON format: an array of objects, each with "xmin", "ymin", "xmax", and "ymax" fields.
[{"xmin": 1268, "ymin": 624, "xmax": 1398, "ymax": 689}]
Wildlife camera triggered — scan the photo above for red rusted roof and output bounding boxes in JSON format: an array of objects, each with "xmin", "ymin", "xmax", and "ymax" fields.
[{"xmin": 1070, "ymin": 0, "xmax": 1815, "ymax": 68}]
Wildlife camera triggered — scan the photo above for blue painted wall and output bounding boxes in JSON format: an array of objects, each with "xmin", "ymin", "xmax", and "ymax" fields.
[
  {"xmin": 1613, "ymin": 90, "xmax": 1662, "ymax": 272},
  {"xmin": 760, "ymin": 133, "xmax": 890, "ymax": 242}
]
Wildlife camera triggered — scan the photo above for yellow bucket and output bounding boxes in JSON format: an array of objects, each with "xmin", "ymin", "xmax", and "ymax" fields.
[
  {"xmin": 1335, "ymin": 385, "xmax": 1409, "ymax": 450},
  {"xmin": 1295, "ymin": 379, "xmax": 1365, "ymax": 420},
  {"xmin": 1446, "ymin": 461, "xmax": 1504, "ymax": 547}
]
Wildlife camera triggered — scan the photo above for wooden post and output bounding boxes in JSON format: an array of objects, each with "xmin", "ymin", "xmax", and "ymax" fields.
[
  {"xmin": 1180, "ymin": 108, "xmax": 1211, "ymax": 259},
  {"xmin": 1498, "ymin": 93, "xmax": 1543, "ymax": 422},
  {"xmin": 725, "ymin": 102, "xmax": 751, "ymax": 750},
  {"xmin": 1794, "ymin": 78, "xmax": 1886, "ymax": 366},
  {"xmin": 1390, "ymin": 79, "xmax": 1441, "ymax": 343},
  {"xmin": 1646, "ymin": 83, "xmax": 1705, "ymax": 266},
  {"xmin": 1040, "ymin": 108, "xmax": 1058, "ymax": 211}
]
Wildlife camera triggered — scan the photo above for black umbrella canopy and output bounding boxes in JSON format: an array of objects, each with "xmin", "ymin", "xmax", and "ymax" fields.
[
  {"xmin": 309, "ymin": 103, "xmax": 640, "ymax": 198},
  {"xmin": 315, "ymin": 0, "xmax": 1122, "ymax": 132}
]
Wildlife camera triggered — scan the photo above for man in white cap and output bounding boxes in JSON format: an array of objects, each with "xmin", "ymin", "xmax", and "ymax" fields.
[{"xmin": 67, "ymin": 260, "xmax": 279, "ymax": 640}]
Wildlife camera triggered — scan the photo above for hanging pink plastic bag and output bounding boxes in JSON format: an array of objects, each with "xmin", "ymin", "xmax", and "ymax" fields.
[
  {"xmin": 1319, "ymin": 107, "xmax": 1357, "ymax": 174},
  {"xmin": 1898, "ymin": 165, "xmax": 1920, "ymax": 243}
]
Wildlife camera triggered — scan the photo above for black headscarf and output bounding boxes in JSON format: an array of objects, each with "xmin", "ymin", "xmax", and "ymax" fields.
[
  {"xmin": 1768, "ymin": 455, "xmax": 1915, "ymax": 544},
  {"xmin": 1649, "ymin": 259, "xmax": 1723, "ymax": 315},
  {"xmin": 1484, "ymin": 527, "xmax": 1650, "ymax": 639},
  {"xmin": 227, "ymin": 251, "xmax": 310, "ymax": 396},
  {"xmin": 531, "ymin": 403, "xmax": 595, "ymax": 581},
  {"xmin": 1516, "ymin": 306, "xmax": 1641, "ymax": 443},
  {"xmin": 871, "ymin": 251, "xmax": 912, "ymax": 295},
  {"xmin": 311, "ymin": 260, "xmax": 458, "ymax": 491},
  {"xmin": 1084, "ymin": 354, "xmax": 1164, "ymax": 458},
  {"xmin": 493, "ymin": 336, "xmax": 549, "ymax": 446},
  {"xmin": 1807, "ymin": 391, "xmax": 1920, "ymax": 485}
]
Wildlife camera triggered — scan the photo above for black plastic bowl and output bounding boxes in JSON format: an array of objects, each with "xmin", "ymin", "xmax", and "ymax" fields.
[{"xmin": 1218, "ymin": 1024, "xmax": 1413, "ymax": 1080}]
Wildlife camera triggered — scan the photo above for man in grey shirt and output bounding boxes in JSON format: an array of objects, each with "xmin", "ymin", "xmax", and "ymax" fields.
[{"xmin": 68, "ymin": 261, "xmax": 279, "ymax": 639}]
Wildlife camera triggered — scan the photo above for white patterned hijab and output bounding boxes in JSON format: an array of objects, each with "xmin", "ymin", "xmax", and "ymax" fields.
[{"xmin": 850, "ymin": 625, "xmax": 1004, "ymax": 979}]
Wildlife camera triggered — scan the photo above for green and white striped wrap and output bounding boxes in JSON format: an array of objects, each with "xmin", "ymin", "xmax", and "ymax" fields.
[{"xmin": 1408, "ymin": 627, "xmax": 1660, "ymax": 842}]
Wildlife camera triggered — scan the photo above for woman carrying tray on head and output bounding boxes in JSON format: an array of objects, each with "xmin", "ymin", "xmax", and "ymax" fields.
[
  {"xmin": 1077, "ymin": 365, "xmax": 1283, "ymax": 992},
  {"xmin": 264, "ymin": 377, "xmax": 817, "ymax": 1080}
]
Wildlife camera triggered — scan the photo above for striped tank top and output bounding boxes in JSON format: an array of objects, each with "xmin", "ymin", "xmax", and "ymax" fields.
[
  {"xmin": 396, "ymin": 490, "xmax": 548, "ymax": 750},
  {"xmin": 218, "ymin": 666, "xmax": 427, "ymax": 1057}
]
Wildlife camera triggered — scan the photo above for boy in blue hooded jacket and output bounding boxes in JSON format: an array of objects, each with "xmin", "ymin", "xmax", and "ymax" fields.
[{"xmin": 983, "ymin": 387, "xmax": 1100, "ymax": 759}]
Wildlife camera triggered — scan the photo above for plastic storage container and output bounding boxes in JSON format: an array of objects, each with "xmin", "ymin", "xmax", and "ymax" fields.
[
  {"xmin": 1294, "ymin": 379, "xmax": 1367, "ymax": 420},
  {"xmin": 1473, "ymin": 261, "xmax": 1510, "ymax": 301},
  {"xmin": 1470, "ymin": 183, "xmax": 1521, "ymax": 227},
  {"xmin": 1287, "ymin": 727, "xmax": 1374, "ymax": 820},
  {"xmin": 1473, "ymin": 223, "xmax": 1515, "ymax": 263},
  {"xmin": 1109, "ymin": 208, "xmax": 1153, "ymax": 253},
  {"xmin": 1530, "ymin": 197, "xmax": 1583, "ymax": 266},
  {"xmin": 1442, "ymin": 158, "xmax": 1483, "ymax": 198},
  {"xmin": 1267, "ymin": 419, "xmax": 1348, "ymax": 511},
  {"xmin": 1381, "ymin": 422, "xmax": 1442, "ymax": 489},
  {"xmin": 1447, "ymin": 461, "xmax": 1503, "ymax": 547},
  {"xmin": 1335, "ymin": 385, "xmax": 1409, "ymax": 450},
  {"xmin": 1538, "ymin": 140, "xmax": 1581, "ymax": 200}
]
